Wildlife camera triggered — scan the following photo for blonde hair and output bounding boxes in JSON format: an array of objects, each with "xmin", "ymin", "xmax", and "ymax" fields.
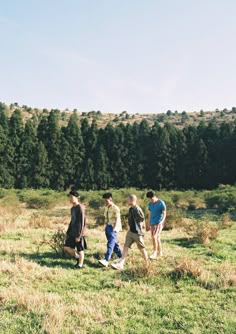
[{"xmin": 128, "ymin": 194, "xmax": 137, "ymax": 202}]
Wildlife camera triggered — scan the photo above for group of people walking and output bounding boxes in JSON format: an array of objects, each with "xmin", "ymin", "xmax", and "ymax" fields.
[{"xmin": 64, "ymin": 190, "xmax": 166, "ymax": 270}]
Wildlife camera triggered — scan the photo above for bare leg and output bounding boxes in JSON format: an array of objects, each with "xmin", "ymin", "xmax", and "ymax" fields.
[
  {"xmin": 157, "ymin": 238, "xmax": 163, "ymax": 256},
  {"xmin": 64, "ymin": 246, "xmax": 76, "ymax": 257},
  {"xmin": 138, "ymin": 246, "xmax": 149, "ymax": 262},
  {"xmin": 151, "ymin": 234, "xmax": 158, "ymax": 254},
  {"xmin": 119, "ymin": 246, "xmax": 129, "ymax": 264},
  {"xmin": 78, "ymin": 251, "xmax": 84, "ymax": 267}
]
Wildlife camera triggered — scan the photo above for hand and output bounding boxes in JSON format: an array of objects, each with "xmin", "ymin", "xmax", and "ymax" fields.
[
  {"xmin": 141, "ymin": 223, "xmax": 146, "ymax": 232},
  {"xmin": 75, "ymin": 237, "xmax": 80, "ymax": 242}
]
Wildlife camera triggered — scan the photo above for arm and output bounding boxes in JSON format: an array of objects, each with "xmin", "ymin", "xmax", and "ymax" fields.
[
  {"xmin": 113, "ymin": 207, "xmax": 121, "ymax": 232},
  {"xmin": 160, "ymin": 201, "xmax": 166, "ymax": 225},
  {"xmin": 160, "ymin": 210, "xmax": 166, "ymax": 225},
  {"xmin": 147, "ymin": 210, "xmax": 151, "ymax": 229},
  {"xmin": 75, "ymin": 206, "xmax": 85, "ymax": 242}
]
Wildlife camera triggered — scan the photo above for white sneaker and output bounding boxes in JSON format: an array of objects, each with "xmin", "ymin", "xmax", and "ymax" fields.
[
  {"xmin": 111, "ymin": 261, "xmax": 124, "ymax": 270},
  {"xmin": 149, "ymin": 252, "xmax": 157, "ymax": 260},
  {"xmin": 99, "ymin": 259, "xmax": 109, "ymax": 267},
  {"xmin": 113, "ymin": 258, "xmax": 122, "ymax": 264}
]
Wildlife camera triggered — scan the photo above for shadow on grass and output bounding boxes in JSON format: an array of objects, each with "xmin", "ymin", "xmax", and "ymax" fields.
[
  {"xmin": 165, "ymin": 237, "xmax": 199, "ymax": 248},
  {"xmin": 19, "ymin": 250, "xmax": 103, "ymax": 269},
  {"xmin": 19, "ymin": 251, "xmax": 73, "ymax": 269}
]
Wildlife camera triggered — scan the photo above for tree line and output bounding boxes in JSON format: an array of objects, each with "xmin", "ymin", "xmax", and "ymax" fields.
[{"xmin": 0, "ymin": 103, "xmax": 235, "ymax": 190}]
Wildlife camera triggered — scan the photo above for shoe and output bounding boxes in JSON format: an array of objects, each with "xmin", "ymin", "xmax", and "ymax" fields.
[
  {"xmin": 74, "ymin": 262, "xmax": 83, "ymax": 269},
  {"xmin": 113, "ymin": 258, "xmax": 122, "ymax": 264},
  {"xmin": 149, "ymin": 252, "xmax": 157, "ymax": 260},
  {"xmin": 111, "ymin": 261, "xmax": 124, "ymax": 270},
  {"xmin": 99, "ymin": 259, "xmax": 109, "ymax": 267}
]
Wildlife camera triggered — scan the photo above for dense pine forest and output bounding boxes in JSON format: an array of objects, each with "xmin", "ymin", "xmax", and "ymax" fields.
[{"xmin": 0, "ymin": 102, "xmax": 235, "ymax": 190}]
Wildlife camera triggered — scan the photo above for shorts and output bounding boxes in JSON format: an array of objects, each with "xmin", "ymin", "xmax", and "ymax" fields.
[
  {"xmin": 65, "ymin": 236, "xmax": 87, "ymax": 252},
  {"xmin": 150, "ymin": 223, "xmax": 163, "ymax": 238},
  {"xmin": 124, "ymin": 230, "xmax": 146, "ymax": 249}
]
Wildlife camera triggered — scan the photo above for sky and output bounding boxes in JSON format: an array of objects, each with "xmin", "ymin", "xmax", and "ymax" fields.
[{"xmin": 0, "ymin": 0, "xmax": 236, "ymax": 114}]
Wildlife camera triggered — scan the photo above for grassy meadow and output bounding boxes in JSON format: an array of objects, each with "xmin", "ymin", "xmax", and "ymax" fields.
[{"xmin": 0, "ymin": 187, "xmax": 235, "ymax": 334}]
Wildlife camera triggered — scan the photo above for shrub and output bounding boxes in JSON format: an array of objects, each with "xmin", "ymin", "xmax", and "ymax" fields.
[
  {"xmin": 164, "ymin": 209, "xmax": 185, "ymax": 230},
  {"xmin": 205, "ymin": 191, "xmax": 236, "ymax": 213},
  {"xmin": 88, "ymin": 199, "xmax": 103, "ymax": 209},
  {"xmin": 38, "ymin": 229, "xmax": 66, "ymax": 257},
  {"xmin": 171, "ymin": 257, "xmax": 203, "ymax": 280},
  {"xmin": 26, "ymin": 196, "xmax": 59, "ymax": 209},
  {"xmin": 187, "ymin": 200, "xmax": 197, "ymax": 211},
  {"xmin": 195, "ymin": 225, "xmax": 219, "ymax": 246},
  {"xmin": 181, "ymin": 219, "xmax": 219, "ymax": 246},
  {"xmin": 171, "ymin": 194, "xmax": 180, "ymax": 206},
  {"xmin": 29, "ymin": 213, "xmax": 51, "ymax": 228},
  {"xmin": 219, "ymin": 213, "xmax": 234, "ymax": 229}
]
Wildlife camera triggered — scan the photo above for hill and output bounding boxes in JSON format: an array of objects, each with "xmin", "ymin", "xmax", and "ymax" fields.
[{"xmin": 1, "ymin": 101, "xmax": 236, "ymax": 128}]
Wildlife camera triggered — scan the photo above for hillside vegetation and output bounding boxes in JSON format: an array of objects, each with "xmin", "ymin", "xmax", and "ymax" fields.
[
  {"xmin": 0, "ymin": 187, "xmax": 235, "ymax": 333},
  {"xmin": 2, "ymin": 102, "xmax": 236, "ymax": 128},
  {"xmin": 0, "ymin": 102, "xmax": 236, "ymax": 191}
]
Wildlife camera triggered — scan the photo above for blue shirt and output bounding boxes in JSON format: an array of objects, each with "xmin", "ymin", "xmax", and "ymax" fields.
[{"xmin": 148, "ymin": 199, "xmax": 166, "ymax": 225}]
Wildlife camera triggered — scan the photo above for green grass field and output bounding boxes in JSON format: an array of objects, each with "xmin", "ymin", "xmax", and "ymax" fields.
[{"xmin": 0, "ymin": 189, "xmax": 235, "ymax": 334}]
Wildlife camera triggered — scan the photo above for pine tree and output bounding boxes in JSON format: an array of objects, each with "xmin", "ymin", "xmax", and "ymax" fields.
[
  {"xmin": 32, "ymin": 141, "xmax": 50, "ymax": 188},
  {"xmin": 94, "ymin": 144, "xmax": 110, "ymax": 189},
  {"xmin": 15, "ymin": 120, "xmax": 37, "ymax": 188},
  {"xmin": 65, "ymin": 114, "xmax": 85, "ymax": 188}
]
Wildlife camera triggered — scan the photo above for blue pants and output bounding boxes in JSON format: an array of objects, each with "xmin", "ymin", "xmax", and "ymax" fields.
[{"xmin": 105, "ymin": 224, "xmax": 122, "ymax": 261}]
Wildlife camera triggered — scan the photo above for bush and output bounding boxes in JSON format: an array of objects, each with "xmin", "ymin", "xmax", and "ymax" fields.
[
  {"xmin": 164, "ymin": 209, "xmax": 185, "ymax": 230},
  {"xmin": 27, "ymin": 197, "xmax": 56, "ymax": 209},
  {"xmin": 171, "ymin": 257, "xmax": 203, "ymax": 280},
  {"xmin": 187, "ymin": 200, "xmax": 197, "ymax": 211},
  {"xmin": 38, "ymin": 229, "xmax": 66, "ymax": 257},
  {"xmin": 181, "ymin": 219, "xmax": 219, "ymax": 246},
  {"xmin": 29, "ymin": 213, "xmax": 51, "ymax": 228},
  {"xmin": 195, "ymin": 225, "xmax": 219, "ymax": 246},
  {"xmin": 88, "ymin": 199, "xmax": 103, "ymax": 210},
  {"xmin": 205, "ymin": 190, "xmax": 236, "ymax": 213},
  {"xmin": 219, "ymin": 213, "xmax": 234, "ymax": 229}
]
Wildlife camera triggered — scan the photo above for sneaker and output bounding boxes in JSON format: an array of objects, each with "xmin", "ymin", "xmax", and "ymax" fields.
[
  {"xmin": 149, "ymin": 252, "xmax": 157, "ymax": 260},
  {"xmin": 74, "ymin": 262, "xmax": 84, "ymax": 269},
  {"xmin": 111, "ymin": 261, "xmax": 124, "ymax": 270},
  {"xmin": 99, "ymin": 259, "xmax": 109, "ymax": 267},
  {"xmin": 73, "ymin": 261, "xmax": 79, "ymax": 268},
  {"xmin": 113, "ymin": 258, "xmax": 122, "ymax": 264}
]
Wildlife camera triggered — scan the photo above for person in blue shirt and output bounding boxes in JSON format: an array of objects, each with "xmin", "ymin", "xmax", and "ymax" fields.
[{"xmin": 146, "ymin": 191, "xmax": 166, "ymax": 259}]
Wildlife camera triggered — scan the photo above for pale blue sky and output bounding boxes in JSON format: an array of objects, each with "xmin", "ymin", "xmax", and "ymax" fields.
[{"xmin": 1, "ymin": 0, "xmax": 236, "ymax": 113}]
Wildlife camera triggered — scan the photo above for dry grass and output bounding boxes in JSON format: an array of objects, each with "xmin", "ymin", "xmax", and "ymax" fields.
[
  {"xmin": 0, "ymin": 286, "xmax": 65, "ymax": 334},
  {"xmin": 181, "ymin": 219, "xmax": 219, "ymax": 246},
  {"xmin": 197, "ymin": 262, "xmax": 236, "ymax": 289},
  {"xmin": 195, "ymin": 225, "xmax": 219, "ymax": 246},
  {"xmin": 0, "ymin": 257, "xmax": 55, "ymax": 283},
  {"xmin": 29, "ymin": 213, "xmax": 52, "ymax": 228},
  {"xmin": 220, "ymin": 213, "xmax": 234, "ymax": 229},
  {"xmin": 171, "ymin": 257, "xmax": 203, "ymax": 279},
  {"xmin": 0, "ymin": 205, "xmax": 23, "ymax": 232}
]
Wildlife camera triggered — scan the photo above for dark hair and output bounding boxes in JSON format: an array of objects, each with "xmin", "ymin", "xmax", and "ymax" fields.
[
  {"xmin": 146, "ymin": 191, "xmax": 155, "ymax": 199},
  {"xmin": 68, "ymin": 190, "xmax": 80, "ymax": 198},
  {"xmin": 102, "ymin": 192, "xmax": 112, "ymax": 199}
]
